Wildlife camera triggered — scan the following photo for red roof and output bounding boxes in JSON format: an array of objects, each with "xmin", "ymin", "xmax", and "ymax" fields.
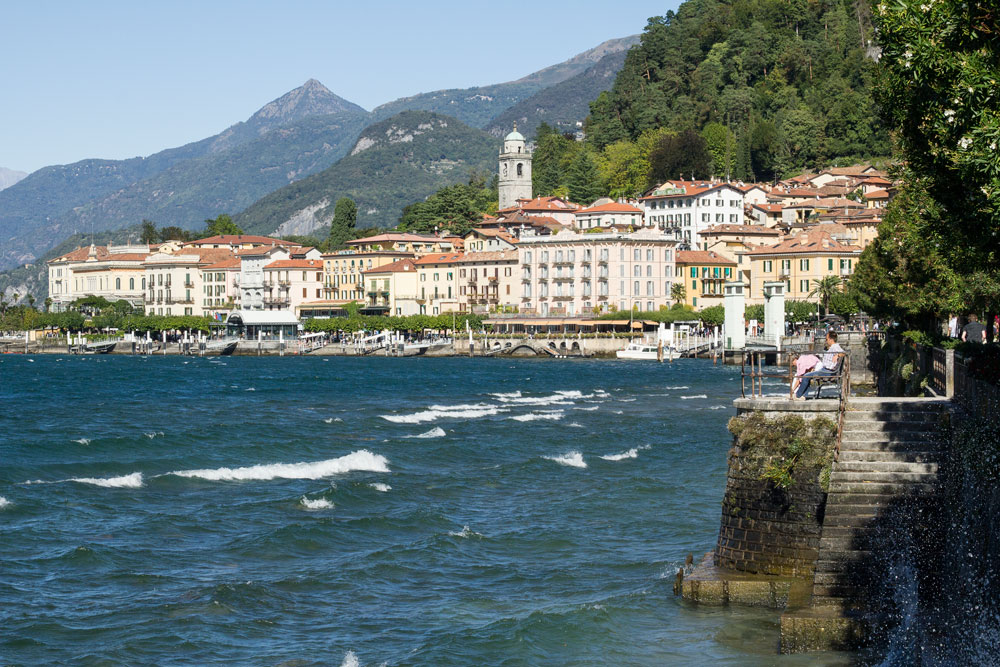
[
  {"xmin": 414, "ymin": 253, "xmax": 465, "ymax": 265},
  {"xmin": 746, "ymin": 229, "xmax": 861, "ymax": 256},
  {"xmin": 575, "ymin": 201, "xmax": 644, "ymax": 215},
  {"xmin": 497, "ymin": 196, "xmax": 580, "ymax": 214},
  {"xmin": 675, "ymin": 250, "xmax": 737, "ymax": 266},
  {"xmin": 185, "ymin": 234, "xmax": 294, "ymax": 246},
  {"xmin": 701, "ymin": 224, "xmax": 780, "ymax": 236},
  {"xmin": 864, "ymin": 189, "xmax": 890, "ymax": 199},
  {"xmin": 202, "ymin": 258, "xmax": 242, "ymax": 270},
  {"xmin": 264, "ymin": 259, "xmax": 324, "ymax": 269},
  {"xmin": 363, "ymin": 258, "xmax": 417, "ymax": 274}
]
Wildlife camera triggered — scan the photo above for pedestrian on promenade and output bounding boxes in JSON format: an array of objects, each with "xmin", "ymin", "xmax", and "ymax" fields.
[{"xmin": 962, "ymin": 313, "xmax": 986, "ymax": 344}]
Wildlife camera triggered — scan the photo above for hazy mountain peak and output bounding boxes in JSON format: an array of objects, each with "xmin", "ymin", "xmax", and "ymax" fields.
[
  {"xmin": 248, "ymin": 79, "xmax": 366, "ymax": 127},
  {"xmin": 0, "ymin": 167, "xmax": 28, "ymax": 192}
]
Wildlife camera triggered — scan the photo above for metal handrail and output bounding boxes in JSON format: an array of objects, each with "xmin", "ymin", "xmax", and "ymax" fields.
[{"xmin": 740, "ymin": 350, "xmax": 793, "ymax": 398}]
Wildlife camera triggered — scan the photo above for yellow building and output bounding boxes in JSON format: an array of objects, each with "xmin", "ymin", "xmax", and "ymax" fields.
[
  {"xmin": 362, "ymin": 259, "xmax": 419, "ymax": 316},
  {"xmin": 746, "ymin": 229, "xmax": 861, "ymax": 305},
  {"xmin": 673, "ymin": 250, "xmax": 737, "ymax": 309}
]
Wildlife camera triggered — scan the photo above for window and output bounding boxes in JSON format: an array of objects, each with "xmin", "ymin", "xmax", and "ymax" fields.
[
  {"xmin": 800, "ymin": 259, "xmax": 810, "ymax": 271},
  {"xmin": 568, "ymin": 250, "xmax": 575, "ymax": 262},
  {"xmin": 634, "ymin": 281, "xmax": 640, "ymax": 295},
  {"xmin": 781, "ymin": 259, "xmax": 791, "ymax": 273},
  {"xmin": 634, "ymin": 265, "xmax": 641, "ymax": 277},
  {"xmin": 584, "ymin": 249, "xmax": 592, "ymax": 262},
  {"xmin": 692, "ymin": 280, "xmax": 697, "ymax": 290},
  {"xmin": 646, "ymin": 281, "xmax": 654, "ymax": 296},
  {"xmin": 690, "ymin": 267, "xmax": 697, "ymax": 278},
  {"xmin": 516, "ymin": 163, "xmax": 523, "ymax": 176},
  {"xmin": 633, "ymin": 248, "xmax": 640, "ymax": 261},
  {"xmin": 763, "ymin": 260, "xmax": 773, "ymax": 273},
  {"xmin": 828, "ymin": 259, "xmax": 834, "ymax": 271},
  {"xmin": 647, "ymin": 265, "xmax": 653, "ymax": 277},
  {"xmin": 800, "ymin": 279, "xmax": 809, "ymax": 292},
  {"xmin": 115, "ymin": 277, "xmax": 121, "ymax": 289},
  {"xmin": 302, "ymin": 288, "xmax": 307, "ymax": 297},
  {"xmin": 524, "ymin": 251, "xmax": 532, "ymax": 263}
]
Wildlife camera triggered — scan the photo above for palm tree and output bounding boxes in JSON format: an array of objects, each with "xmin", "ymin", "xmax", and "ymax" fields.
[
  {"xmin": 808, "ymin": 276, "xmax": 843, "ymax": 316},
  {"xmin": 671, "ymin": 282, "xmax": 687, "ymax": 307},
  {"xmin": 27, "ymin": 294, "xmax": 35, "ymax": 309},
  {"xmin": 44, "ymin": 297, "xmax": 52, "ymax": 313}
]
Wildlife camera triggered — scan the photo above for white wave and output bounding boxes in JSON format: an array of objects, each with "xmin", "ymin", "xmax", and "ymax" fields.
[
  {"xmin": 404, "ymin": 427, "xmax": 446, "ymax": 439},
  {"xmin": 449, "ymin": 525, "xmax": 483, "ymax": 539},
  {"xmin": 708, "ymin": 405, "xmax": 729, "ymax": 410},
  {"xmin": 663, "ymin": 386, "xmax": 690, "ymax": 390},
  {"xmin": 568, "ymin": 422, "xmax": 584, "ymax": 428},
  {"xmin": 0, "ymin": 497, "xmax": 9, "ymax": 509},
  {"xmin": 169, "ymin": 450, "xmax": 389, "ymax": 481},
  {"xmin": 613, "ymin": 410, "xmax": 623, "ymax": 414},
  {"xmin": 340, "ymin": 651, "xmax": 359, "ymax": 667},
  {"xmin": 573, "ymin": 406, "xmax": 599, "ymax": 412},
  {"xmin": 495, "ymin": 390, "xmax": 583, "ymax": 406},
  {"xmin": 680, "ymin": 394, "xmax": 708, "ymax": 399},
  {"xmin": 323, "ymin": 417, "xmax": 344, "ymax": 424},
  {"xmin": 489, "ymin": 390, "xmax": 522, "ymax": 398},
  {"xmin": 600, "ymin": 445, "xmax": 650, "ymax": 461},
  {"xmin": 245, "ymin": 387, "xmax": 255, "ymax": 392},
  {"xmin": 618, "ymin": 398, "xmax": 637, "ymax": 402},
  {"xmin": 544, "ymin": 451, "xmax": 587, "ymax": 468},
  {"xmin": 369, "ymin": 482, "xmax": 391, "ymax": 492},
  {"xmin": 300, "ymin": 496, "xmax": 334, "ymax": 510},
  {"xmin": 144, "ymin": 431, "xmax": 164, "ymax": 439},
  {"xmin": 510, "ymin": 411, "xmax": 564, "ymax": 422},
  {"xmin": 70, "ymin": 472, "xmax": 144, "ymax": 488},
  {"xmin": 382, "ymin": 404, "xmax": 506, "ymax": 424},
  {"xmin": 73, "ymin": 438, "xmax": 91, "ymax": 446}
]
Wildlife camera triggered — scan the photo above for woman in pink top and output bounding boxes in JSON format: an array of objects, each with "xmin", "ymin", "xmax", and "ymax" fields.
[{"xmin": 791, "ymin": 353, "xmax": 821, "ymax": 395}]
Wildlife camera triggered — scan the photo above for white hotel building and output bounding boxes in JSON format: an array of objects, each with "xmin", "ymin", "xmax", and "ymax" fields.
[
  {"xmin": 639, "ymin": 180, "xmax": 746, "ymax": 250},
  {"xmin": 516, "ymin": 229, "xmax": 679, "ymax": 317}
]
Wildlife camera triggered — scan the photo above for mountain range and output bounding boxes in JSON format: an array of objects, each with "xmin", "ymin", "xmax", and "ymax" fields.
[{"xmin": 0, "ymin": 35, "xmax": 637, "ymax": 285}]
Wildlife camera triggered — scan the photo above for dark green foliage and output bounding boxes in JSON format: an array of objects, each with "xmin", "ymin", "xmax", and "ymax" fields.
[
  {"xmin": 567, "ymin": 150, "xmax": 604, "ymax": 205},
  {"xmin": 140, "ymin": 220, "xmax": 158, "ymax": 244},
  {"xmin": 586, "ymin": 0, "xmax": 890, "ymax": 177},
  {"xmin": 326, "ymin": 198, "xmax": 358, "ymax": 251},
  {"xmin": 532, "ymin": 127, "xmax": 578, "ymax": 197},
  {"xmin": 204, "ymin": 214, "xmax": 242, "ymax": 237},
  {"xmin": 397, "ymin": 177, "xmax": 496, "ymax": 237},
  {"xmin": 236, "ymin": 111, "xmax": 500, "ymax": 235},
  {"xmin": 647, "ymin": 129, "xmax": 712, "ymax": 186},
  {"xmin": 728, "ymin": 411, "xmax": 837, "ymax": 489}
]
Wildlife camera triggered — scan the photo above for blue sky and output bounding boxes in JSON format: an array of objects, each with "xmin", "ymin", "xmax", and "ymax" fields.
[{"xmin": 2, "ymin": 1, "xmax": 679, "ymax": 173}]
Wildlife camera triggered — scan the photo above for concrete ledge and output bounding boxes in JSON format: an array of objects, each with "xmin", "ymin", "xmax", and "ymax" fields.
[
  {"xmin": 780, "ymin": 607, "xmax": 867, "ymax": 653},
  {"xmin": 680, "ymin": 553, "xmax": 808, "ymax": 609},
  {"xmin": 734, "ymin": 398, "xmax": 840, "ymax": 413}
]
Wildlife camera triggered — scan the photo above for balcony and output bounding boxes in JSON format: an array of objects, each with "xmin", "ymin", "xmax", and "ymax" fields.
[
  {"xmin": 184, "ymin": 281, "xmax": 194, "ymax": 288},
  {"xmin": 264, "ymin": 296, "xmax": 290, "ymax": 306},
  {"xmin": 488, "ymin": 276, "xmax": 498, "ymax": 282},
  {"xmin": 598, "ymin": 257, "xmax": 608, "ymax": 264},
  {"xmin": 279, "ymin": 280, "xmax": 290, "ymax": 287},
  {"xmin": 262, "ymin": 279, "xmax": 273, "ymax": 288}
]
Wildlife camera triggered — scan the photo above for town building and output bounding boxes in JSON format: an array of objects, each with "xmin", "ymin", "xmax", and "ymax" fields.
[
  {"xmin": 361, "ymin": 258, "xmax": 420, "ymax": 316},
  {"xmin": 411, "ymin": 253, "xmax": 463, "ymax": 315},
  {"xmin": 674, "ymin": 250, "xmax": 738, "ymax": 309},
  {"xmin": 262, "ymin": 258, "xmax": 325, "ymax": 312},
  {"xmin": 183, "ymin": 235, "xmax": 296, "ymax": 251},
  {"xmin": 237, "ymin": 246, "xmax": 291, "ymax": 311},
  {"xmin": 144, "ymin": 248, "xmax": 235, "ymax": 316},
  {"xmin": 573, "ymin": 201, "xmax": 645, "ymax": 231},
  {"xmin": 48, "ymin": 244, "xmax": 154, "ymax": 312},
  {"xmin": 498, "ymin": 125, "xmax": 533, "ymax": 209},
  {"xmin": 639, "ymin": 180, "xmax": 746, "ymax": 250},
  {"xmin": 201, "ymin": 257, "xmax": 241, "ymax": 320},
  {"xmin": 495, "ymin": 196, "xmax": 580, "ymax": 227},
  {"xmin": 745, "ymin": 229, "xmax": 861, "ymax": 304},
  {"xmin": 517, "ymin": 229, "xmax": 679, "ymax": 317},
  {"xmin": 463, "ymin": 228, "xmax": 518, "ymax": 252}
]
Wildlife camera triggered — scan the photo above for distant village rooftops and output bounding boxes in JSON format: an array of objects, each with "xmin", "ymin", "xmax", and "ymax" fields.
[
  {"xmin": 264, "ymin": 259, "xmax": 323, "ymax": 269},
  {"xmin": 184, "ymin": 234, "xmax": 294, "ymax": 247},
  {"xmin": 746, "ymin": 229, "xmax": 861, "ymax": 256},
  {"xmin": 675, "ymin": 250, "xmax": 737, "ymax": 266},
  {"xmin": 362, "ymin": 258, "xmax": 417, "ymax": 274},
  {"xmin": 575, "ymin": 201, "xmax": 644, "ymax": 215}
]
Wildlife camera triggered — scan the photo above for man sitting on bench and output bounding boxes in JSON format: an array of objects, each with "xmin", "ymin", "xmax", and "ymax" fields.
[{"xmin": 795, "ymin": 331, "xmax": 845, "ymax": 399}]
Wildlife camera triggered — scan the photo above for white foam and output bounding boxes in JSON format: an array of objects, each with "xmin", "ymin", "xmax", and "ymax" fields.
[
  {"xmin": 369, "ymin": 482, "xmax": 391, "ymax": 492},
  {"xmin": 70, "ymin": 472, "xmax": 144, "ymax": 488},
  {"xmin": 340, "ymin": 651, "xmax": 359, "ymax": 667},
  {"xmin": 73, "ymin": 438, "xmax": 91, "ymax": 446},
  {"xmin": 568, "ymin": 422, "xmax": 584, "ymax": 428},
  {"xmin": 323, "ymin": 417, "xmax": 344, "ymax": 424},
  {"xmin": 144, "ymin": 431, "xmax": 164, "ymax": 439},
  {"xmin": 510, "ymin": 411, "xmax": 564, "ymax": 422},
  {"xmin": 708, "ymin": 405, "xmax": 728, "ymax": 410},
  {"xmin": 544, "ymin": 451, "xmax": 587, "ymax": 468},
  {"xmin": 382, "ymin": 403, "xmax": 506, "ymax": 424},
  {"xmin": 168, "ymin": 450, "xmax": 389, "ymax": 481},
  {"xmin": 404, "ymin": 427, "xmax": 446, "ymax": 439},
  {"xmin": 245, "ymin": 387, "xmax": 256, "ymax": 392},
  {"xmin": 663, "ymin": 386, "xmax": 690, "ymax": 390},
  {"xmin": 300, "ymin": 496, "xmax": 334, "ymax": 510},
  {"xmin": 680, "ymin": 394, "xmax": 708, "ymax": 399},
  {"xmin": 494, "ymin": 390, "xmax": 583, "ymax": 406},
  {"xmin": 573, "ymin": 406, "xmax": 599, "ymax": 411},
  {"xmin": 600, "ymin": 445, "xmax": 650, "ymax": 461},
  {"xmin": 489, "ymin": 391, "xmax": 522, "ymax": 398},
  {"xmin": 618, "ymin": 398, "xmax": 637, "ymax": 402},
  {"xmin": 0, "ymin": 497, "xmax": 9, "ymax": 509},
  {"xmin": 449, "ymin": 525, "xmax": 483, "ymax": 539}
]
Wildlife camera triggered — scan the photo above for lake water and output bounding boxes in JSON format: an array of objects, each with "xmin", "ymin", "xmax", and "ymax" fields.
[{"xmin": 0, "ymin": 355, "xmax": 848, "ymax": 665}]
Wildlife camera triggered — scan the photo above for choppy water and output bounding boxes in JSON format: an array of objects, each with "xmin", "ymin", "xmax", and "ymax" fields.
[{"xmin": 0, "ymin": 355, "xmax": 847, "ymax": 665}]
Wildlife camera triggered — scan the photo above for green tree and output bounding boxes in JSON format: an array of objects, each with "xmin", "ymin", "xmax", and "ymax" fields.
[
  {"xmin": 203, "ymin": 214, "xmax": 242, "ymax": 237},
  {"xmin": 807, "ymin": 276, "xmax": 843, "ymax": 316},
  {"xmin": 327, "ymin": 197, "xmax": 358, "ymax": 250},
  {"xmin": 647, "ymin": 130, "xmax": 712, "ymax": 187},
  {"xmin": 671, "ymin": 282, "xmax": 686, "ymax": 306},
  {"xmin": 566, "ymin": 149, "xmax": 604, "ymax": 205},
  {"xmin": 140, "ymin": 219, "xmax": 158, "ymax": 244}
]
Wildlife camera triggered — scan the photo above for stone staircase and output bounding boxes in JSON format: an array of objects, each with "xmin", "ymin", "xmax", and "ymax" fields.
[{"xmin": 810, "ymin": 397, "xmax": 951, "ymax": 609}]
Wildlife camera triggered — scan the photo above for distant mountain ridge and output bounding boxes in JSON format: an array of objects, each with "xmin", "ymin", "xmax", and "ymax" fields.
[
  {"xmin": 0, "ymin": 168, "xmax": 28, "ymax": 191},
  {"xmin": 0, "ymin": 36, "xmax": 638, "ymax": 272},
  {"xmin": 370, "ymin": 36, "xmax": 638, "ymax": 128},
  {"xmin": 236, "ymin": 111, "xmax": 499, "ymax": 236}
]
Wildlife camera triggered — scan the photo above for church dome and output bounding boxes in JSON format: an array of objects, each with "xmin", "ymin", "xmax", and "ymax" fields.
[{"xmin": 505, "ymin": 128, "xmax": 525, "ymax": 142}]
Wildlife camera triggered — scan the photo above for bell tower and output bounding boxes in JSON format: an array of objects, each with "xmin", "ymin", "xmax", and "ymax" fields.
[{"xmin": 498, "ymin": 124, "xmax": 532, "ymax": 209}]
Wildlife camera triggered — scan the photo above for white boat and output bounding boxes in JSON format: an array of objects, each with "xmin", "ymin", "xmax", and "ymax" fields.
[{"xmin": 616, "ymin": 340, "xmax": 678, "ymax": 361}]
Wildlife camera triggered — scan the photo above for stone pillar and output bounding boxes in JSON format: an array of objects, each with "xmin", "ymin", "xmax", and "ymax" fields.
[
  {"xmin": 763, "ymin": 281, "xmax": 786, "ymax": 348},
  {"xmin": 724, "ymin": 281, "xmax": 746, "ymax": 351}
]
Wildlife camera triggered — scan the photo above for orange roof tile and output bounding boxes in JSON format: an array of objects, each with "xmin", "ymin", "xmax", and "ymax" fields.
[
  {"xmin": 746, "ymin": 229, "xmax": 861, "ymax": 256},
  {"xmin": 264, "ymin": 259, "xmax": 324, "ymax": 269},
  {"xmin": 363, "ymin": 258, "xmax": 417, "ymax": 274},
  {"xmin": 675, "ymin": 250, "xmax": 737, "ymax": 266},
  {"xmin": 575, "ymin": 201, "xmax": 644, "ymax": 214}
]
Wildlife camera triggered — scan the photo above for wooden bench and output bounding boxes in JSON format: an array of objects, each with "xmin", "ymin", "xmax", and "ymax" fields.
[{"xmin": 811, "ymin": 353, "xmax": 847, "ymax": 399}]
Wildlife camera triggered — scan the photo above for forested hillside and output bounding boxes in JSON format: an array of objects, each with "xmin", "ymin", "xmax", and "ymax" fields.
[
  {"xmin": 585, "ymin": 0, "xmax": 889, "ymax": 181},
  {"xmin": 235, "ymin": 111, "xmax": 499, "ymax": 236}
]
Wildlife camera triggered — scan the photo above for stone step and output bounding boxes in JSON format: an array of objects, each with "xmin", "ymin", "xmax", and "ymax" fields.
[
  {"xmin": 819, "ymin": 525, "xmax": 876, "ymax": 540},
  {"xmin": 814, "ymin": 550, "xmax": 872, "ymax": 566},
  {"xmin": 839, "ymin": 437, "xmax": 944, "ymax": 450},
  {"xmin": 829, "ymin": 470, "xmax": 939, "ymax": 484},
  {"xmin": 812, "ymin": 584, "xmax": 863, "ymax": 599},
  {"xmin": 841, "ymin": 424, "xmax": 943, "ymax": 437},
  {"xmin": 842, "ymin": 411, "xmax": 946, "ymax": 424},
  {"xmin": 826, "ymin": 481, "xmax": 937, "ymax": 495},
  {"xmin": 823, "ymin": 493, "xmax": 901, "ymax": 508},
  {"xmin": 839, "ymin": 427, "xmax": 942, "ymax": 440},
  {"xmin": 819, "ymin": 508, "xmax": 880, "ymax": 523},
  {"xmin": 834, "ymin": 460, "xmax": 939, "ymax": 474},
  {"xmin": 837, "ymin": 450, "xmax": 942, "ymax": 464},
  {"xmin": 846, "ymin": 399, "xmax": 950, "ymax": 411}
]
